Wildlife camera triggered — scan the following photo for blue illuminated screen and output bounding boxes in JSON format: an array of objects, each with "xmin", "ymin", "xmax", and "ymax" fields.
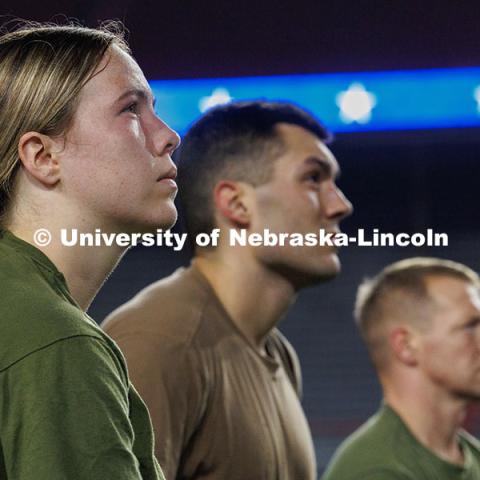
[{"xmin": 150, "ymin": 67, "xmax": 480, "ymax": 134}]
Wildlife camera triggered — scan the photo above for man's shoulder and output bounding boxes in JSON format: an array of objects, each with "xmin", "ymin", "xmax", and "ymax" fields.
[
  {"xmin": 323, "ymin": 408, "xmax": 404, "ymax": 479},
  {"xmin": 103, "ymin": 266, "xmax": 212, "ymax": 346},
  {"xmin": 333, "ymin": 409, "xmax": 397, "ymax": 456}
]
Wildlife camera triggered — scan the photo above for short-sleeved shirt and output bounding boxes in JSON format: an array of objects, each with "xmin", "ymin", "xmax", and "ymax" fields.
[
  {"xmin": 103, "ymin": 264, "xmax": 317, "ymax": 480},
  {"xmin": 0, "ymin": 230, "xmax": 164, "ymax": 480},
  {"xmin": 322, "ymin": 404, "xmax": 480, "ymax": 480}
]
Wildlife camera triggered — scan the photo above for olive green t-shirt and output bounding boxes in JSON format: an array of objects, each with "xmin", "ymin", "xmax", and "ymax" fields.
[
  {"xmin": 322, "ymin": 404, "xmax": 480, "ymax": 480},
  {"xmin": 0, "ymin": 230, "xmax": 164, "ymax": 480}
]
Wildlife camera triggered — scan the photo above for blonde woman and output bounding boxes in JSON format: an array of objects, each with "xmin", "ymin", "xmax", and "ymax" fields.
[{"xmin": 0, "ymin": 21, "xmax": 179, "ymax": 479}]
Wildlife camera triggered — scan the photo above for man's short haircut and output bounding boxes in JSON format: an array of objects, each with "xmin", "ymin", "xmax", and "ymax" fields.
[
  {"xmin": 355, "ymin": 257, "xmax": 480, "ymax": 367},
  {"xmin": 176, "ymin": 100, "xmax": 330, "ymax": 241}
]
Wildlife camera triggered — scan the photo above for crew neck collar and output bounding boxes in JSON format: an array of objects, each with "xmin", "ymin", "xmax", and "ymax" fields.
[
  {"xmin": 383, "ymin": 403, "xmax": 472, "ymax": 472},
  {"xmin": 188, "ymin": 263, "xmax": 282, "ymax": 373}
]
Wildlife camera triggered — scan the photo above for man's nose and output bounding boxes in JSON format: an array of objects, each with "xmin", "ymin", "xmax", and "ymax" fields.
[{"xmin": 325, "ymin": 184, "xmax": 353, "ymax": 221}]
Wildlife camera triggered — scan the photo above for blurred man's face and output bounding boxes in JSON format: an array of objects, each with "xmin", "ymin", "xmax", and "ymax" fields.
[
  {"xmin": 249, "ymin": 123, "xmax": 352, "ymax": 288},
  {"xmin": 418, "ymin": 276, "xmax": 480, "ymax": 400}
]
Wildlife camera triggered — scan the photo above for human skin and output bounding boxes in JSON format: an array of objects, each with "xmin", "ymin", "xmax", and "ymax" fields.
[{"xmin": 9, "ymin": 45, "xmax": 180, "ymax": 309}]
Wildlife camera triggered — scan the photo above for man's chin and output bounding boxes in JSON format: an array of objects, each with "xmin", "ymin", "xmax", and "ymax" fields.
[
  {"xmin": 319, "ymin": 252, "xmax": 342, "ymax": 275},
  {"xmin": 309, "ymin": 253, "xmax": 343, "ymax": 284},
  {"xmin": 275, "ymin": 255, "xmax": 342, "ymax": 290}
]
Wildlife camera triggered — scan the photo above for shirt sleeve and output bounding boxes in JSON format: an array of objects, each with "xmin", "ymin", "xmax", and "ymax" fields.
[
  {"xmin": 0, "ymin": 335, "xmax": 149, "ymax": 480},
  {"xmin": 110, "ymin": 331, "xmax": 207, "ymax": 480}
]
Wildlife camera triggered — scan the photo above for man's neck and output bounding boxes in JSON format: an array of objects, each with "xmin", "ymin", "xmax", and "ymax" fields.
[
  {"xmin": 193, "ymin": 252, "xmax": 297, "ymax": 352},
  {"xmin": 384, "ymin": 382, "xmax": 469, "ymax": 465}
]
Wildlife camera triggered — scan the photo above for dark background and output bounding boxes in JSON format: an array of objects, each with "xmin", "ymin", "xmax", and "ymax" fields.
[
  {"xmin": 4, "ymin": 1, "xmax": 480, "ymax": 78},
  {"xmin": 3, "ymin": 0, "xmax": 480, "ymax": 473}
]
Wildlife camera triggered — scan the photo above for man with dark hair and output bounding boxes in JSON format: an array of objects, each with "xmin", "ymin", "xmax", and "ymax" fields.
[
  {"xmin": 323, "ymin": 257, "xmax": 480, "ymax": 480},
  {"xmin": 104, "ymin": 100, "xmax": 352, "ymax": 480}
]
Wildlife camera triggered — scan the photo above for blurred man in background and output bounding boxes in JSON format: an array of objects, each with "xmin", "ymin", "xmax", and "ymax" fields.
[
  {"xmin": 104, "ymin": 101, "xmax": 352, "ymax": 480},
  {"xmin": 323, "ymin": 257, "xmax": 480, "ymax": 480}
]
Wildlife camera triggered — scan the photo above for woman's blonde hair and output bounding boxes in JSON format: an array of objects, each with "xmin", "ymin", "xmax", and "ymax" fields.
[{"xmin": 0, "ymin": 20, "xmax": 130, "ymax": 224}]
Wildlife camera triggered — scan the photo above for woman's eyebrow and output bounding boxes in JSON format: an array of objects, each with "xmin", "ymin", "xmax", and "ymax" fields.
[{"xmin": 114, "ymin": 87, "xmax": 154, "ymax": 106}]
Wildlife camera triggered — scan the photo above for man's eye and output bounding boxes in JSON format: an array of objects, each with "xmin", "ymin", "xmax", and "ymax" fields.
[
  {"xmin": 307, "ymin": 171, "xmax": 321, "ymax": 183},
  {"xmin": 465, "ymin": 319, "xmax": 480, "ymax": 330}
]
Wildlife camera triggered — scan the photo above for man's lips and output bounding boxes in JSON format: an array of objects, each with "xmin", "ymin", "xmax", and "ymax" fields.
[
  {"xmin": 324, "ymin": 228, "xmax": 341, "ymax": 236},
  {"xmin": 323, "ymin": 228, "xmax": 342, "ymax": 250}
]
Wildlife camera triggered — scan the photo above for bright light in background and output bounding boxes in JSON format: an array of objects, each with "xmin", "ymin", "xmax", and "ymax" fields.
[
  {"xmin": 336, "ymin": 83, "xmax": 377, "ymax": 124},
  {"xmin": 474, "ymin": 85, "xmax": 480, "ymax": 113},
  {"xmin": 150, "ymin": 67, "xmax": 480, "ymax": 134},
  {"xmin": 199, "ymin": 87, "xmax": 233, "ymax": 112}
]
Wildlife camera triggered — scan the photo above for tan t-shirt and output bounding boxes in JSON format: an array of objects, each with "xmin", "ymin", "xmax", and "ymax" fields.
[{"xmin": 103, "ymin": 265, "xmax": 317, "ymax": 480}]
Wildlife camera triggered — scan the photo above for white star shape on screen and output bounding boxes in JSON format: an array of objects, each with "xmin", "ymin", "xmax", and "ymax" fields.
[
  {"xmin": 473, "ymin": 85, "xmax": 480, "ymax": 113},
  {"xmin": 199, "ymin": 88, "xmax": 233, "ymax": 113},
  {"xmin": 336, "ymin": 83, "xmax": 377, "ymax": 124}
]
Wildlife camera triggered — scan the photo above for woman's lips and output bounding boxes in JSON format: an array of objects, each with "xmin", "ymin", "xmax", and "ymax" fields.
[{"xmin": 157, "ymin": 177, "xmax": 178, "ymax": 189}]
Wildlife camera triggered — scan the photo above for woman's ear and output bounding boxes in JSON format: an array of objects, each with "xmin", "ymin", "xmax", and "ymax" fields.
[{"xmin": 18, "ymin": 132, "xmax": 61, "ymax": 186}]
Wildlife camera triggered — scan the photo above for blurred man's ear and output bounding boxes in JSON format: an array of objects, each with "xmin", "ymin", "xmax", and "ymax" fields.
[
  {"xmin": 18, "ymin": 132, "xmax": 61, "ymax": 187},
  {"xmin": 213, "ymin": 180, "xmax": 253, "ymax": 228},
  {"xmin": 389, "ymin": 325, "xmax": 419, "ymax": 367}
]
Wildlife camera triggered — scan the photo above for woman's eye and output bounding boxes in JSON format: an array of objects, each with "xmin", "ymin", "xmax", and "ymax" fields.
[{"xmin": 124, "ymin": 103, "xmax": 139, "ymax": 115}]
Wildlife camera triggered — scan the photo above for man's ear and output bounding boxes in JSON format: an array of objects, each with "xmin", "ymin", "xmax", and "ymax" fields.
[
  {"xmin": 213, "ymin": 180, "xmax": 252, "ymax": 227},
  {"xmin": 389, "ymin": 325, "xmax": 419, "ymax": 367},
  {"xmin": 17, "ymin": 131, "xmax": 61, "ymax": 187}
]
